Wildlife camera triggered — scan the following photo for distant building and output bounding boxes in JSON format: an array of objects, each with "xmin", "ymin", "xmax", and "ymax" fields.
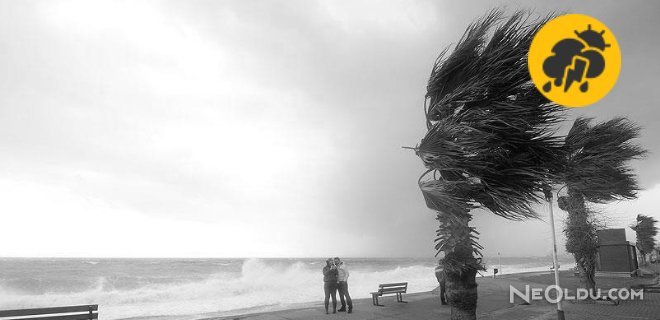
[{"xmin": 595, "ymin": 228, "xmax": 639, "ymax": 276}]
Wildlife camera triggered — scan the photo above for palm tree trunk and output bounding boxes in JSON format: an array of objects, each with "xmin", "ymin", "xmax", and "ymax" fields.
[
  {"xmin": 446, "ymin": 266, "xmax": 478, "ymax": 320},
  {"xmin": 435, "ymin": 211, "xmax": 481, "ymax": 320},
  {"xmin": 560, "ymin": 189, "xmax": 599, "ymax": 293},
  {"xmin": 574, "ymin": 255, "xmax": 596, "ymax": 292},
  {"xmin": 640, "ymin": 252, "xmax": 647, "ymax": 266}
]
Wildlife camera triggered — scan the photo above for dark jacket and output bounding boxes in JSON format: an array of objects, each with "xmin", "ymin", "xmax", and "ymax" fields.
[
  {"xmin": 323, "ymin": 265, "xmax": 338, "ymax": 282},
  {"xmin": 435, "ymin": 266, "xmax": 446, "ymax": 283}
]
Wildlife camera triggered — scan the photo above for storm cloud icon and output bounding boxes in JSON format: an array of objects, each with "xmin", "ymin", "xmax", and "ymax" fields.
[{"xmin": 542, "ymin": 25, "xmax": 610, "ymax": 93}]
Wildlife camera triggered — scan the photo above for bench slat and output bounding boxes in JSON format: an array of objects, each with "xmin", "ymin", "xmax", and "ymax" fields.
[
  {"xmin": 380, "ymin": 288, "xmax": 407, "ymax": 294},
  {"xmin": 379, "ymin": 282, "xmax": 407, "ymax": 288},
  {"xmin": 0, "ymin": 306, "xmax": 98, "ymax": 318},
  {"xmin": 379, "ymin": 285, "xmax": 407, "ymax": 289},
  {"xmin": 3, "ymin": 313, "xmax": 98, "ymax": 320}
]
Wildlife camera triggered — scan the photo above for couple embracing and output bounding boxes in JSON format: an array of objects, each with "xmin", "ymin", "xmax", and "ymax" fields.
[{"xmin": 322, "ymin": 257, "xmax": 353, "ymax": 314}]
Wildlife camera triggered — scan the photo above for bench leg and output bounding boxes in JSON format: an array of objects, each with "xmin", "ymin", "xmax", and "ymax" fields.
[
  {"xmin": 372, "ymin": 294, "xmax": 384, "ymax": 306},
  {"xmin": 397, "ymin": 293, "xmax": 407, "ymax": 303}
]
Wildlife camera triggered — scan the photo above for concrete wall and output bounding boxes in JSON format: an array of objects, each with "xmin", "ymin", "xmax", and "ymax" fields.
[
  {"xmin": 598, "ymin": 228, "xmax": 636, "ymax": 246},
  {"xmin": 598, "ymin": 245, "xmax": 636, "ymax": 272},
  {"xmin": 597, "ymin": 228, "xmax": 639, "ymax": 272}
]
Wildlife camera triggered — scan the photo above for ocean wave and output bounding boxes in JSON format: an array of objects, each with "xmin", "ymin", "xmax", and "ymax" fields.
[
  {"xmin": 0, "ymin": 259, "xmax": 437, "ymax": 320},
  {"xmin": 214, "ymin": 262, "xmax": 232, "ymax": 266}
]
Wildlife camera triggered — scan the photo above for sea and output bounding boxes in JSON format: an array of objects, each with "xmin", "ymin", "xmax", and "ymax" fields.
[{"xmin": 0, "ymin": 256, "xmax": 573, "ymax": 320}]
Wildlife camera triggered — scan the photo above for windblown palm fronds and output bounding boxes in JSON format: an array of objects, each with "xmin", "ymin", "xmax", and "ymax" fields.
[
  {"xmin": 417, "ymin": 10, "xmax": 564, "ymax": 223},
  {"xmin": 562, "ymin": 117, "xmax": 646, "ymax": 202}
]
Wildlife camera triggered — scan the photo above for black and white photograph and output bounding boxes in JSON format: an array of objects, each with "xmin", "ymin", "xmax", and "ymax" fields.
[{"xmin": 1, "ymin": 1, "xmax": 659, "ymax": 319}]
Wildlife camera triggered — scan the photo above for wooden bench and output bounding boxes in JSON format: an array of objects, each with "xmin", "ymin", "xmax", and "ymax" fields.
[
  {"xmin": 370, "ymin": 282, "xmax": 408, "ymax": 306},
  {"xmin": 0, "ymin": 305, "xmax": 98, "ymax": 320}
]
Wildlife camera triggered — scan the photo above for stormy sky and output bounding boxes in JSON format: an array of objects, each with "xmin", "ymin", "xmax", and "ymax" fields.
[{"xmin": 1, "ymin": 0, "xmax": 659, "ymax": 259}]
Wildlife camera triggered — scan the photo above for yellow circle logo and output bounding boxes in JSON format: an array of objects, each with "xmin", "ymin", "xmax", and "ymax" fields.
[{"xmin": 528, "ymin": 14, "xmax": 621, "ymax": 108}]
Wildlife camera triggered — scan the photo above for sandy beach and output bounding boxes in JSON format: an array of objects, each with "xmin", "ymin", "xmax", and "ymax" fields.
[{"xmin": 208, "ymin": 270, "xmax": 660, "ymax": 320}]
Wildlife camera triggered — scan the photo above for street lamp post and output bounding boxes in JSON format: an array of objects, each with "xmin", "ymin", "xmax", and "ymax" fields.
[{"xmin": 546, "ymin": 191, "xmax": 565, "ymax": 320}]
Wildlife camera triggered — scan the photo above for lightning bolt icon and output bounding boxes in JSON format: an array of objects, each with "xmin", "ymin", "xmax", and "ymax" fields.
[{"xmin": 563, "ymin": 55, "xmax": 590, "ymax": 92}]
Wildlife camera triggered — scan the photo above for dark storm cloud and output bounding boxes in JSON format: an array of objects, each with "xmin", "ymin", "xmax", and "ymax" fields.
[{"xmin": 1, "ymin": 0, "xmax": 658, "ymax": 257}]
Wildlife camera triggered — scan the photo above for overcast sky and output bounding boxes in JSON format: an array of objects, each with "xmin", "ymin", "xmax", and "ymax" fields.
[{"xmin": 1, "ymin": 0, "xmax": 659, "ymax": 259}]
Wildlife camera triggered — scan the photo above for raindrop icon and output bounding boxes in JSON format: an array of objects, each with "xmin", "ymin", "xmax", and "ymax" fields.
[
  {"xmin": 554, "ymin": 78, "xmax": 563, "ymax": 87},
  {"xmin": 580, "ymin": 81, "xmax": 589, "ymax": 92},
  {"xmin": 543, "ymin": 81, "xmax": 552, "ymax": 92}
]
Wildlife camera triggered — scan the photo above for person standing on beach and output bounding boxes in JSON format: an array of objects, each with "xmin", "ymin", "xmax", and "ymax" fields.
[
  {"xmin": 435, "ymin": 261, "xmax": 447, "ymax": 305},
  {"xmin": 334, "ymin": 257, "xmax": 353, "ymax": 313},
  {"xmin": 322, "ymin": 258, "xmax": 339, "ymax": 314}
]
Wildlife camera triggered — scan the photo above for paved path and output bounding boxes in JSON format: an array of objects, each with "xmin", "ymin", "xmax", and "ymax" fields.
[
  {"xmin": 210, "ymin": 272, "xmax": 660, "ymax": 320},
  {"xmin": 560, "ymin": 293, "xmax": 660, "ymax": 320},
  {"xmin": 213, "ymin": 277, "xmax": 554, "ymax": 320}
]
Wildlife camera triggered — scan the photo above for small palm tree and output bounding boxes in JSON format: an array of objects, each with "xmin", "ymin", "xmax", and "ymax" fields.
[
  {"xmin": 632, "ymin": 214, "xmax": 659, "ymax": 264},
  {"xmin": 413, "ymin": 10, "xmax": 563, "ymax": 320},
  {"xmin": 558, "ymin": 117, "xmax": 646, "ymax": 291}
]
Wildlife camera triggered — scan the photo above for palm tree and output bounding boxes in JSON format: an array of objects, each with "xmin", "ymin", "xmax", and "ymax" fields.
[
  {"xmin": 631, "ymin": 214, "xmax": 658, "ymax": 265},
  {"xmin": 558, "ymin": 117, "xmax": 646, "ymax": 292},
  {"xmin": 413, "ymin": 10, "xmax": 563, "ymax": 320}
]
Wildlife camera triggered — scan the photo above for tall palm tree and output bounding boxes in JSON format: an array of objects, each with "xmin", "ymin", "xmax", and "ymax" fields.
[
  {"xmin": 558, "ymin": 117, "xmax": 646, "ymax": 292},
  {"xmin": 413, "ymin": 10, "xmax": 563, "ymax": 320}
]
